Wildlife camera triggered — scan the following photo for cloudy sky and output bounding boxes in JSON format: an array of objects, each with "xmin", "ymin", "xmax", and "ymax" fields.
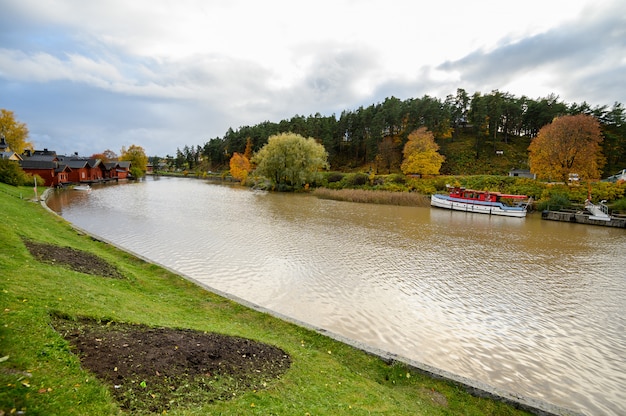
[{"xmin": 1, "ymin": 0, "xmax": 624, "ymax": 157}]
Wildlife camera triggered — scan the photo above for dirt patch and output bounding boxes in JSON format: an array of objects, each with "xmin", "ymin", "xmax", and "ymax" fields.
[
  {"xmin": 24, "ymin": 240, "xmax": 123, "ymax": 279},
  {"xmin": 419, "ymin": 387, "xmax": 449, "ymax": 407},
  {"xmin": 52, "ymin": 317, "xmax": 291, "ymax": 413}
]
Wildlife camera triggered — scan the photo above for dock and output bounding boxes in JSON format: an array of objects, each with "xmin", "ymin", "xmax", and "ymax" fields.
[{"xmin": 541, "ymin": 210, "xmax": 626, "ymax": 228}]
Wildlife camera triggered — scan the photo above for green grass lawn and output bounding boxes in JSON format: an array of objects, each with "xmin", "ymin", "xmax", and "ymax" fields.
[{"xmin": 0, "ymin": 182, "xmax": 532, "ymax": 415}]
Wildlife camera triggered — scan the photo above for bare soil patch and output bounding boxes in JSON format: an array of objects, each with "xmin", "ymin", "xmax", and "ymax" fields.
[
  {"xmin": 24, "ymin": 240, "xmax": 123, "ymax": 279},
  {"xmin": 52, "ymin": 317, "xmax": 291, "ymax": 413}
]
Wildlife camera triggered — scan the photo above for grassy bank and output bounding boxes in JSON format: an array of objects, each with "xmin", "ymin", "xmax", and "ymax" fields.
[{"xmin": 0, "ymin": 182, "xmax": 531, "ymax": 415}]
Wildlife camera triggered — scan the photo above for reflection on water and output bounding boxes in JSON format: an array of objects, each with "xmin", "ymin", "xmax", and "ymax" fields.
[{"xmin": 47, "ymin": 177, "xmax": 626, "ymax": 415}]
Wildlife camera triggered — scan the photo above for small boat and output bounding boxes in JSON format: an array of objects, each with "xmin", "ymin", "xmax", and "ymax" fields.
[
  {"xmin": 431, "ymin": 186, "xmax": 531, "ymax": 218},
  {"xmin": 73, "ymin": 184, "xmax": 92, "ymax": 192}
]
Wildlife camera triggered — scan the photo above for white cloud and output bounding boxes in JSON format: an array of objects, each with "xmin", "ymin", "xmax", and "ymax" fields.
[{"xmin": 1, "ymin": 0, "xmax": 624, "ymax": 156}]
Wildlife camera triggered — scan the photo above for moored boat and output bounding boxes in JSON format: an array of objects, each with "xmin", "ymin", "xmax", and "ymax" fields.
[
  {"xmin": 73, "ymin": 184, "xmax": 91, "ymax": 192},
  {"xmin": 431, "ymin": 186, "xmax": 531, "ymax": 218}
]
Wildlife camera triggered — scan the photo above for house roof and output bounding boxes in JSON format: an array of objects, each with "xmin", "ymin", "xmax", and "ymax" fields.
[
  {"xmin": 26, "ymin": 154, "xmax": 58, "ymax": 162},
  {"xmin": 57, "ymin": 156, "xmax": 102, "ymax": 169},
  {"xmin": 20, "ymin": 159, "xmax": 59, "ymax": 169},
  {"xmin": 55, "ymin": 164, "xmax": 72, "ymax": 173},
  {"xmin": 104, "ymin": 161, "xmax": 131, "ymax": 170},
  {"xmin": 32, "ymin": 149, "xmax": 58, "ymax": 157},
  {"xmin": 0, "ymin": 151, "xmax": 22, "ymax": 161}
]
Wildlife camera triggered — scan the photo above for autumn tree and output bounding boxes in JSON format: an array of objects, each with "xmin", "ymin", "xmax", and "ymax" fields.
[
  {"xmin": 229, "ymin": 152, "xmax": 251, "ymax": 183},
  {"xmin": 120, "ymin": 144, "xmax": 148, "ymax": 178},
  {"xmin": 375, "ymin": 136, "xmax": 401, "ymax": 173},
  {"xmin": 0, "ymin": 109, "xmax": 33, "ymax": 154},
  {"xmin": 528, "ymin": 114, "xmax": 604, "ymax": 182},
  {"xmin": 252, "ymin": 132, "xmax": 328, "ymax": 190},
  {"xmin": 400, "ymin": 127, "xmax": 445, "ymax": 176},
  {"xmin": 229, "ymin": 138, "xmax": 254, "ymax": 183},
  {"xmin": 91, "ymin": 149, "xmax": 117, "ymax": 163}
]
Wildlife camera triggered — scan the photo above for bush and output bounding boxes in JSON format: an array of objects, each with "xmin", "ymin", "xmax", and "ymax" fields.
[
  {"xmin": 345, "ymin": 172, "xmax": 369, "ymax": 187},
  {"xmin": 536, "ymin": 192, "xmax": 572, "ymax": 211},
  {"xmin": 609, "ymin": 197, "xmax": 626, "ymax": 213},
  {"xmin": 0, "ymin": 159, "xmax": 43, "ymax": 186},
  {"xmin": 388, "ymin": 173, "xmax": 406, "ymax": 184},
  {"xmin": 326, "ymin": 172, "xmax": 344, "ymax": 183}
]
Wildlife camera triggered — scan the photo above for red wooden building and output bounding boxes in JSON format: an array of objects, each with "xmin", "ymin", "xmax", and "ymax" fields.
[{"xmin": 19, "ymin": 149, "xmax": 72, "ymax": 187}]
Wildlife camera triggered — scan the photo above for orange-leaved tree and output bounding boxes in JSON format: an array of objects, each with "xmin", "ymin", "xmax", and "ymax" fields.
[
  {"xmin": 400, "ymin": 127, "xmax": 445, "ymax": 176},
  {"xmin": 229, "ymin": 152, "xmax": 251, "ymax": 183},
  {"xmin": 229, "ymin": 138, "xmax": 253, "ymax": 183},
  {"xmin": 528, "ymin": 114, "xmax": 604, "ymax": 182}
]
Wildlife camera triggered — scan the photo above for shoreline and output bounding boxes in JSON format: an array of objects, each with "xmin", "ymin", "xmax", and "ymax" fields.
[{"xmin": 40, "ymin": 187, "xmax": 584, "ymax": 416}]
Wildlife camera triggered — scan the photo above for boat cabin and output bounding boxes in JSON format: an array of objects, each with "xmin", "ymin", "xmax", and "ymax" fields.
[{"xmin": 448, "ymin": 187, "xmax": 527, "ymax": 204}]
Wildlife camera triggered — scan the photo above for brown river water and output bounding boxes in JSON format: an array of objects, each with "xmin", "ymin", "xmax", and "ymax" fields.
[{"xmin": 47, "ymin": 176, "xmax": 626, "ymax": 415}]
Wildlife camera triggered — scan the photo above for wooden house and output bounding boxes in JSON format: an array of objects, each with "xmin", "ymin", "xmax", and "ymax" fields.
[
  {"xmin": 19, "ymin": 149, "xmax": 71, "ymax": 187},
  {"xmin": 57, "ymin": 156, "xmax": 103, "ymax": 183},
  {"xmin": 0, "ymin": 137, "xmax": 23, "ymax": 161},
  {"xmin": 509, "ymin": 168, "xmax": 536, "ymax": 179},
  {"xmin": 103, "ymin": 160, "xmax": 131, "ymax": 181}
]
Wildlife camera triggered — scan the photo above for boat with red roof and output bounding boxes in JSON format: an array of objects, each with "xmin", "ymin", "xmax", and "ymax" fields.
[{"xmin": 430, "ymin": 185, "xmax": 532, "ymax": 218}]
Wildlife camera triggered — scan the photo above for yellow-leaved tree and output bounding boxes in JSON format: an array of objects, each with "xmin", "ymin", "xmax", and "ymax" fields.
[
  {"xmin": 528, "ymin": 114, "xmax": 604, "ymax": 182},
  {"xmin": 400, "ymin": 127, "xmax": 445, "ymax": 176},
  {"xmin": 120, "ymin": 144, "xmax": 148, "ymax": 178},
  {"xmin": 0, "ymin": 109, "xmax": 33, "ymax": 154}
]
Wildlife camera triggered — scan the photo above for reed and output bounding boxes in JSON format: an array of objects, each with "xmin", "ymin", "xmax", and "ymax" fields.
[{"xmin": 313, "ymin": 187, "xmax": 431, "ymax": 207}]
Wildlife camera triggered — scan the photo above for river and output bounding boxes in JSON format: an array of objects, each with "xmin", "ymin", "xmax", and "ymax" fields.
[{"xmin": 47, "ymin": 176, "xmax": 626, "ymax": 415}]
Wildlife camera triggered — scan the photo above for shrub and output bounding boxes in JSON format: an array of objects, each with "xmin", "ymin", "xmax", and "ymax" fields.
[
  {"xmin": 609, "ymin": 197, "xmax": 626, "ymax": 213},
  {"xmin": 0, "ymin": 159, "xmax": 43, "ymax": 186},
  {"xmin": 388, "ymin": 173, "xmax": 406, "ymax": 184},
  {"xmin": 345, "ymin": 172, "xmax": 369, "ymax": 187},
  {"xmin": 536, "ymin": 192, "xmax": 571, "ymax": 211},
  {"xmin": 326, "ymin": 172, "xmax": 344, "ymax": 183}
]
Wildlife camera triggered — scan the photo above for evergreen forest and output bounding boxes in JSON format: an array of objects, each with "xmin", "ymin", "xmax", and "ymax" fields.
[{"xmin": 168, "ymin": 89, "xmax": 626, "ymax": 177}]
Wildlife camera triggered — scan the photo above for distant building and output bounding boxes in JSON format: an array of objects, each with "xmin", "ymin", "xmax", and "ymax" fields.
[
  {"xmin": 0, "ymin": 136, "xmax": 23, "ymax": 161},
  {"xmin": 603, "ymin": 169, "xmax": 626, "ymax": 183},
  {"xmin": 509, "ymin": 168, "xmax": 536, "ymax": 179},
  {"xmin": 19, "ymin": 149, "xmax": 71, "ymax": 187}
]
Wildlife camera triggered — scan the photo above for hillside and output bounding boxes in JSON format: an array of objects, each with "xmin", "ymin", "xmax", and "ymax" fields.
[{"xmin": 438, "ymin": 132, "xmax": 533, "ymax": 176}]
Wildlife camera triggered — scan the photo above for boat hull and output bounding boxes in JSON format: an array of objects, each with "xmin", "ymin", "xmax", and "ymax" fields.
[{"xmin": 430, "ymin": 194, "xmax": 527, "ymax": 218}]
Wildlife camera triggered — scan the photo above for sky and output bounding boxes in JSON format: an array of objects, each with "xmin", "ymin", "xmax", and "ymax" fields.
[{"xmin": 1, "ymin": 0, "xmax": 625, "ymax": 157}]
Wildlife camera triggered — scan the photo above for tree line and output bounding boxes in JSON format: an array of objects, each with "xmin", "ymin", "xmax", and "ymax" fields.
[{"xmin": 171, "ymin": 89, "xmax": 626, "ymax": 176}]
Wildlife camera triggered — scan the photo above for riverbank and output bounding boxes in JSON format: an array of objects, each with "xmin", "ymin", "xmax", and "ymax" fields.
[{"xmin": 1, "ymin": 182, "xmax": 580, "ymax": 415}]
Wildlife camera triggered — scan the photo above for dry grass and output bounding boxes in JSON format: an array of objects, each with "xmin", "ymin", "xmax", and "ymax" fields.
[{"xmin": 313, "ymin": 187, "xmax": 431, "ymax": 207}]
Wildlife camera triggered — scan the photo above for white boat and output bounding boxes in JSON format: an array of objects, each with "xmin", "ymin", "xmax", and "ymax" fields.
[
  {"xmin": 431, "ymin": 186, "xmax": 531, "ymax": 218},
  {"xmin": 73, "ymin": 184, "xmax": 92, "ymax": 192}
]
